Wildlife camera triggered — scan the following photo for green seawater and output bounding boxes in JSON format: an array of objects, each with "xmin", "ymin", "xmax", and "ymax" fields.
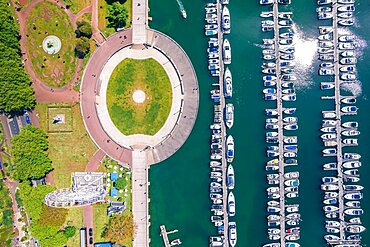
[{"xmin": 148, "ymin": 0, "xmax": 370, "ymax": 246}]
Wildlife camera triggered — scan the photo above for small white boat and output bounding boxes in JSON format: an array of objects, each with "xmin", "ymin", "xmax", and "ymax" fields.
[
  {"xmin": 223, "ymin": 39, "xmax": 231, "ymax": 64},
  {"xmin": 341, "ymin": 106, "xmax": 358, "ymax": 113},
  {"xmin": 224, "ymin": 67, "xmax": 232, "ymax": 98},
  {"xmin": 344, "ymin": 185, "xmax": 364, "ymax": 191},
  {"xmin": 227, "ymin": 164, "xmax": 235, "ymax": 190},
  {"xmin": 344, "ymin": 192, "xmax": 363, "ymax": 200},
  {"xmin": 324, "ymin": 234, "xmax": 340, "ymax": 242},
  {"xmin": 343, "ymin": 161, "xmax": 361, "ymax": 169},
  {"xmin": 341, "ymin": 73, "xmax": 356, "ymax": 81},
  {"xmin": 342, "ymin": 130, "xmax": 360, "ymax": 137},
  {"xmin": 338, "ymin": 5, "xmax": 355, "ymax": 12},
  {"xmin": 222, "ymin": 6, "xmax": 231, "ymax": 34},
  {"xmin": 323, "ymin": 162, "xmax": 337, "ymax": 170},
  {"xmin": 260, "ymin": 0, "xmax": 273, "ymax": 4},
  {"xmin": 340, "ymin": 50, "xmax": 355, "ymax": 57},
  {"xmin": 284, "ymin": 179, "xmax": 299, "ymax": 187},
  {"xmin": 341, "ymin": 98, "xmax": 356, "ymax": 104},
  {"xmin": 267, "ymin": 200, "xmax": 279, "ymax": 207},
  {"xmin": 321, "ymin": 133, "xmax": 336, "ymax": 140},
  {"xmin": 344, "ymin": 208, "xmax": 364, "ymax": 216},
  {"xmin": 322, "ymin": 148, "xmax": 337, "ymax": 155},
  {"xmin": 322, "ymin": 111, "xmax": 336, "ymax": 119},
  {"xmin": 321, "ymin": 184, "xmax": 339, "ymax": 191},
  {"xmin": 228, "ymin": 191, "xmax": 235, "ymax": 217},
  {"xmin": 340, "ymin": 57, "xmax": 357, "ymax": 65},
  {"xmin": 225, "ymin": 103, "xmax": 234, "ymax": 129},
  {"xmin": 226, "ymin": 135, "xmax": 234, "ymax": 163},
  {"xmin": 338, "ymin": 19, "xmax": 355, "ymax": 26},
  {"xmin": 346, "ymin": 225, "xmax": 366, "ymax": 234},
  {"xmin": 323, "ymin": 205, "xmax": 339, "ymax": 212},
  {"xmin": 322, "ymin": 177, "xmax": 339, "ymax": 183},
  {"xmin": 228, "ymin": 222, "xmax": 237, "ymax": 247},
  {"xmin": 346, "ymin": 201, "xmax": 361, "ymax": 208}
]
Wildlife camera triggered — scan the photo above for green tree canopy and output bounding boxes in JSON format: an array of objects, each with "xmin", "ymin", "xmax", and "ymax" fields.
[
  {"xmin": 63, "ymin": 226, "xmax": 76, "ymax": 238},
  {"xmin": 75, "ymin": 37, "xmax": 90, "ymax": 58},
  {"xmin": 76, "ymin": 20, "xmax": 92, "ymax": 38},
  {"xmin": 115, "ymin": 177, "xmax": 126, "ymax": 190},
  {"xmin": 11, "ymin": 125, "xmax": 52, "ymax": 181},
  {"xmin": 102, "ymin": 213, "xmax": 135, "ymax": 244},
  {"xmin": 0, "ymin": 0, "xmax": 35, "ymax": 112},
  {"xmin": 106, "ymin": 2, "xmax": 128, "ymax": 29}
]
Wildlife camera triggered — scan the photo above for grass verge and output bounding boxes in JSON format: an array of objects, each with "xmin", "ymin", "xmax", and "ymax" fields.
[
  {"xmin": 106, "ymin": 58, "xmax": 172, "ymax": 136},
  {"xmin": 25, "ymin": 1, "xmax": 76, "ymax": 88},
  {"xmin": 62, "ymin": 0, "xmax": 91, "ymax": 14}
]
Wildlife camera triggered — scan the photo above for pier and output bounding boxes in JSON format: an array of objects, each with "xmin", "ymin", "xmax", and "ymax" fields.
[
  {"xmin": 319, "ymin": 0, "xmax": 362, "ymax": 245},
  {"xmin": 216, "ymin": 0, "xmax": 230, "ymax": 246},
  {"xmin": 160, "ymin": 225, "xmax": 179, "ymax": 247},
  {"xmin": 272, "ymin": 1, "xmax": 286, "ymax": 246}
]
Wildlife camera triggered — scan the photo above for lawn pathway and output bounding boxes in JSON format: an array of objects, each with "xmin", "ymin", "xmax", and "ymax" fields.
[{"xmin": 10, "ymin": 0, "xmax": 93, "ymax": 102}]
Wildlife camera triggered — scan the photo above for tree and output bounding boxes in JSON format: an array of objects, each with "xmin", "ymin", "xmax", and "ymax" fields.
[
  {"xmin": 38, "ymin": 205, "xmax": 68, "ymax": 226},
  {"xmin": 102, "ymin": 213, "xmax": 135, "ymax": 244},
  {"xmin": 11, "ymin": 125, "xmax": 52, "ymax": 181},
  {"xmin": 76, "ymin": 21, "xmax": 92, "ymax": 38},
  {"xmin": 75, "ymin": 37, "xmax": 90, "ymax": 58},
  {"xmin": 115, "ymin": 177, "xmax": 126, "ymax": 190},
  {"xmin": 106, "ymin": 2, "xmax": 128, "ymax": 29},
  {"xmin": 63, "ymin": 226, "xmax": 76, "ymax": 238},
  {"xmin": 0, "ymin": 0, "xmax": 35, "ymax": 113}
]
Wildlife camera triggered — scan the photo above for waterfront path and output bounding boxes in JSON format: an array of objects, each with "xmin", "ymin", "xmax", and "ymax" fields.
[
  {"xmin": 132, "ymin": 151, "xmax": 150, "ymax": 247},
  {"xmin": 132, "ymin": 0, "xmax": 148, "ymax": 44}
]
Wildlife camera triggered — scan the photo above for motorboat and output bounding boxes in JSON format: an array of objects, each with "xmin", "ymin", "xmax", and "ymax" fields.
[
  {"xmin": 348, "ymin": 217, "xmax": 362, "ymax": 224},
  {"xmin": 344, "ymin": 185, "xmax": 364, "ymax": 191},
  {"xmin": 210, "ymin": 161, "xmax": 221, "ymax": 168},
  {"xmin": 340, "ymin": 65, "xmax": 356, "ymax": 73},
  {"xmin": 266, "ymin": 124, "xmax": 278, "ymax": 130},
  {"xmin": 282, "ymin": 82, "xmax": 294, "ymax": 88},
  {"xmin": 281, "ymin": 74, "xmax": 297, "ymax": 81},
  {"xmin": 205, "ymin": 24, "xmax": 218, "ymax": 30},
  {"xmin": 319, "ymin": 68, "xmax": 334, "ymax": 75},
  {"xmin": 344, "ymin": 192, "xmax": 363, "ymax": 200},
  {"xmin": 282, "ymin": 88, "xmax": 295, "ymax": 94},
  {"xmin": 344, "ymin": 208, "xmax": 364, "ymax": 216},
  {"xmin": 343, "ymin": 161, "xmax": 361, "ymax": 169},
  {"xmin": 326, "ymin": 227, "xmax": 339, "ymax": 234},
  {"xmin": 286, "ymin": 205, "xmax": 299, "ymax": 213},
  {"xmin": 285, "ymin": 242, "xmax": 300, "ymax": 247},
  {"xmin": 318, "ymin": 33, "xmax": 332, "ymax": 41},
  {"xmin": 267, "ymin": 200, "xmax": 280, "ymax": 207},
  {"xmin": 319, "ymin": 54, "xmax": 334, "ymax": 61},
  {"xmin": 279, "ymin": 20, "xmax": 292, "ymax": 27},
  {"xmin": 344, "ymin": 169, "xmax": 360, "ymax": 176},
  {"xmin": 338, "ymin": 5, "xmax": 355, "ymax": 12},
  {"xmin": 342, "ymin": 130, "xmax": 360, "ymax": 137},
  {"xmin": 205, "ymin": 29, "xmax": 218, "ymax": 36},
  {"xmin": 225, "ymin": 103, "xmax": 234, "ymax": 128},
  {"xmin": 341, "ymin": 73, "xmax": 356, "ymax": 81},
  {"xmin": 339, "ymin": 42, "xmax": 355, "ymax": 50},
  {"xmin": 338, "ymin": 19, "xmax": 354, "ymax": 26},
  {"xmin": 346, "ymin": 225, "xmax": 366, "ymax": 234},
  {"xmin": 284, "ymin": 124, "xmax": 298, "ymax": 131},
  {"xmin": 260, "ymin": 12, "xmax": 273, "ymax": 18},
  {"xmin": 322, "ymin": 120, "xmax": 336, "ymax": 127},
  {"xmin": 262, "ymin": 244, "xmax": 280, "ymax": 247},
  {"xmin": 324, "ymin": 234, "xmax": 340, "ymax": 242},
  {"xmin": 322, "ymin": 111, "xmax": 336, "ymax": 119},
  {"xmin": 266, "ymin": 118, "xmax": 278, "ymax": 124},
  {"xmin": 221, "ymin": 6, "xmax": 230, "ymax": 34},
  {"xmin": 227, "ymin": 192, "xmax": 235, "ymax": 217},
  {"xmin": 280, "ymin": 47, "xmax": 295, "ymax": 54},
  {"xmin": 266, "ymin": 109, "xmax": 278, "ymax": 116},
  {"xmin": 263, "ymin": 88, "xmax": 277, "ymax": 94},
  {"xmin": 260, "ymin": 0, "xmax": 274, "ymax": 4},
  {"xmin": 321, "ymin": 133, "xmax": 336, "ymax": 140},
  {"xmin": 264, "ymin": 54, "xmax": 276, "ymax": 61},
  {"xmin": 324, "ymin": 192, "xmax": 338, "ymax": 199},
  {"xmin": 342, "ymin": 121, "xmax": 358, "ymax": 129},
  {"xmin": 285, "ymin": 159, "xmax": 298, "ymax": 166},
  {"xmin": 318, "ymin": 12, "xmax": 333, "ymax": 20},
  {"xmin": 171, "ymin": 239, "xmax": 182, "ymax": 246},
  {"xmin": 280, "ymin": 32, "xmax": 294, "ymax": 39},
  {"xmin": 338, "ymin": 0, "xmax": 354, "ymax": 3},
  {"xmin": 267, "ymin": 187, "xmax": 279, "ymax": 194},
  {"xmin": 210, "ymin": 182, "xmax": 221, "ymax": 188},
  {"xmin": 322, "ymin": 148, "xmax": 337, "ymax": 155},
  {"xmin": 226, "ymin": 135, "xmax": 234, "ymax": 163},
  {"xmin": 321, "ymin": 184, "xmax": 339, "ymax": 191},
  {"xmin": 323, "ymin": 198, "xmax": 337, "ymax": 205},
  {"xmin": 318, "ymin": 0, "xmax": 333, "ymax": 4},
  {"xmin": 223, "ymin": 39, "xmax": 231, "ymax": 64},
  {"xmin": 342, "ymin": 138, "xmax": 358, "ymax": 145},
  {"xmin": 281, "ymin": 54, "xmax": 295, "ymax": 60},
  {"xmin": 267, "ymin": 206, "xmax": 280, "ymax": 213},
  {"xmin": 323, "ymin": 162, "xmax": 337, "ymax": 170},
  {"xmin": 321, "ymin": 127, "xmax": 336, "ymax": 132},
  {"xmin": 284, "ymin": 145, "xmax": 298, "ymax": 152},
  {"xmin": 224, "ymin": 67, "xmax": 232, "ymax": 98},
  {"xmin": 208, "ymin": 64, "xmax": 220, "ymax": 70},
  {"xmin": 341, "ymin": 98, "xmax": 356, "ymax": 104},
  {"xmin": 321, "ymin": 82, "xmax": 334, "ymax": 90},
  {"xmin": 228, "ymin": 222, "xmax": 237, "ymax": 247},
  {"xmin": 284, "ymin": 136, "xmax": 297, "ymax": 144},
  {"xmin": 284, "ymin": 152, "xmax": 296, "ymax": 158},
  {"xmin": 264, "ymin": 80, "xmax": 276, "ymax": 87},
  {"xmin": 323, "ymin": 205, "xmax": 339, "ymax": 212},
  {"xmin": 227, "ymin": 164, "xmax": 235, "ymax": 190},
  {"xmin": 341, "ymin": 106, "xmax": 358, "ymax": 113},
  {"xmin": 209, "ymin": 58, "xmax": 219, "ymax": 64},
  {"xmin": 322, "ymin": 177, "xmax": 339, "ymax": 183},
  {"xmin": 340, "ymin": 57, "xmax": 357, "ymax": 65},
  {"xmin": 284, "ymin": 108, "xmax": 296, "ymax": 115},
  {"xmin": 262, "ymin": 68, "xmax": 276, "ymax": 74},
  {"xmin": 282, "ymin": 94, "xmax": 296, "ymax": 101},
  {"xmin": 344, "ymin": 176, "xmax": 360, "ymax": 183},
  {"xmin": 284, "ymin": 179, "xmax": 299, "ymax": 187}
]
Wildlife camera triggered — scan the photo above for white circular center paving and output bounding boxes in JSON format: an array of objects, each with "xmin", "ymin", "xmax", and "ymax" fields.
[
  {"xmin": 132, "ymin": 90, "xmax": 146, "ymax": 103},
  {"xmin": 42, "ymin": 35, "xmax": 62, "ymax": 54}
]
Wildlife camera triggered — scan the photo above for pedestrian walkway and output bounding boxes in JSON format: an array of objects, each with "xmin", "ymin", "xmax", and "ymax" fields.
[
  {"xmin": 132, "ymin": 0, "xmax": 148, "ymax": 44},
  {"xmin": 132, "ymin": 150, "xmax": 150, "ymax": 247}
]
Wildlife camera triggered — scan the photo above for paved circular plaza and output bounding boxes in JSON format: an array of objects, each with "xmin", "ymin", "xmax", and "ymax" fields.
[{"xmin": 80, "ymin": 28, "xmax": 199, "ymax": 165}]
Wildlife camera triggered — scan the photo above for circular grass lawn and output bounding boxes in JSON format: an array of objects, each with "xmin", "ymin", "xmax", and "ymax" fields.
[
  {"xmin": 106, "ymin": 58, "xmax": 172, "ymax": 136},
  {"xmin": 26, "ymin": 2, "xmax": 76, "ymax": 88}
]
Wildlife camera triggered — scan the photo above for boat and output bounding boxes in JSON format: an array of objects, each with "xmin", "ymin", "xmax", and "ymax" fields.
[
  {"xmin": 319, "ymin": 54, "xmax": 334, "ymax": 61},
  {"xmin": 341, "ymin": 97, "xmax": 357, "ymax": 105},
  {"xmin": 205, "ymin": 29, "xmax": 218, "ymax": 36},
  {"xmin": 318, "ymin": 12, "xmax": 333, "ymax": 20},
  {"xmin": 324, "ymin": 234, "xmax": 340, "ymax": 242},
  {"xmin": 321, "ymin": 82, "xmax": 334, "ymax": 90},
  {"xmin": 343, "ymin": 161, "xmax": 361, "ymax": 169},
  {"xmin": 340, "ymin": 57, "xmax": 357, "ymax": 65},
  {"xmin": 344, "ymin": 169, "xmax": 360, "ymax": 176},
  {"xmin": 171, "ymin": 239, "xmax": 182, "ymax": 246},
  {"xmin": 284, "ymin": 124, "xmax": 298, "ymax": 130},
  {"xmin": 344, "ymin": 208, "xmax": 364, "ymax": 216},
  {"xmin": 344, "ymin": 192, "xmax": 363, "ymax": 200},
  {"xmin": 341, "ymin": 106, "xmax": 358, "ymax": 113},
  {"xmin": 225, "ymin": 103, "xmax": 234, "ymax": 129},
  {"xmin": 321, "ymin": 133, "xmax": 336, "ymax": 140},
  {"xmin": 338, "ymin": 0, "xmax": 354, "ymax": 3},
  {"xmin": 323, "ymin": 162, "xmax": 337, "ymax": 170},
  {"xmin": 227, "ymin": 165, "xmax": 235, "ymax": 190},
  {"xmin": 318, "ymin": 33, "xmax": 332, "ymax": 41},
  {"xmin": 263, "ymin": 88, "xmax": 277, "ymax": 94},
  {"xmin": 281, "ymin": 75, "xmax": 297, "ymax": 81},
  {"xmin": 321, "ymin": 127, "xmax": 336, "ymax": 132},
  {"xmin": 344, "ymin": 176, "xmax": 360, "ymax": 183},
  {"xmin": 223, "ymin": 39, "xmax": 231, "ymax": 64},
  {"xmin": 267, "ymin": 200, "xmax": 279, "ymax": 207},
  {"xmin": 340, "ymin": 65, "xmax": 356, "ymax": 73},
  {"xmin": 322, "ymin": 148, "xmax": 337, "ymax": 155},
  {"xmin": 226, "ymin": 135, "xmax": 234, "ymax": 163},
  {"xmin": 322, "ymin": 120, "xmax": 336, "ymax": 127},
  {"xmin": 262, "ymin": 244, "xmax": 280, "ymax": 247},
  {"xmin": 321, "ymin": 184, "xmax": 339, "ymax": 191},
  {"xmin": 319, "ymin": 68, "xmax": 334, "ymax": 75},
  {"xmin": 322, "ymin": 177, "xmax": 339, "ymax": 183},
  {"xmin": 344, "ymin": 185, "xmax": 364, "ymax": 191},
  {"xmin": 224, "ymin": 67, "xmax": 232, "ymax": 98},
  {"xmin": 323, "ymin": 198, "xmax": 337, "ymax": 205},
  {"xmin": 285, "ymin": 242, "xmax": 300, "ymax": 247},
  {"xmin": 280, "ymin": 47, "xmax": 295, "ymax": 54},
  {"xmin": 284, "ymin": 152, "xmax": 296, "ymax": 158},
  {"xmin": 222, "ymin": 6, "xmax": 230, "ymax": 34},
  {"xmin": 284, "ymin": 108, "xmax": 296, "ymax": 115},
  {"xmin": 228, "ymin": 222, "xmax": 237, "ymax": 247},
  {"xmin": 260, "ymin": 12, "xmax": 273, "ymax": 18},
  {"xmin": 326, "ymin": 227, "xmax": 339, "ymax": 234},
  {"xmin": 339, "ymin": 42, "xmax": 355, "ymax": 50},
  {"xmin": 227, "ymin": 192, "xmax": 235, "ymax": 217},
  {"xmin": 260, "ymin": 0, "xmax": 274, "ymax": 4},
  {"xmin": 324, "ymin": 192, "xmax": 338, "ymax": 199},
  {"xmin": 338, "ymin": 19, "xmax": 355, "ymax": 26},
  {"xmin": 284, "ymin": 179, "xmax": 299, "ymax": 187},
  {"xmin": 323, "ymin": 205, "xmax": 339, "ymax": 212},
  {"xmin": 346, "ymin": 225, "xmax": 366, "ymax": 234},
  {"xmin": 286, "ymin": 205, "xmax": 299, "ymax": 213},
  {"xmin": 338, "ymin": 5, "xmax": 355, "ymax": 12},
  {"xmin": 342, "ymin": 130, "xmax": 360, "ymax": 137},
  {"xmin": 267, "ymin": 206, "xmax": 280, "ymax": 213},
  {"xmin": 341, "ymin": 73, "xmax": 356, "ymax": 81},
  {"xmin": 264, "ymin": 54, "xmax": 276, "ymax": 61},
  {"xmin": 322, "ymin": 111, "xmax": 336, "ymax": 119},
  {"xmin": 282, "ymin": 94, "xmax": 296, "ymax": 101},
  {"xmin": 279, "ymin": 19, "xmax": 292, "ymax": 27}
]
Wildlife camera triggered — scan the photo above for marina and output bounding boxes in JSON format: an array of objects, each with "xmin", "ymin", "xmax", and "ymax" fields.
[
  {"xmin": 148, "ymin": 0, "xmax": 370, "ymax": 246},
  {"xmin": 317, "ymin": 0, "xmax": 365, "ymax": 245}
]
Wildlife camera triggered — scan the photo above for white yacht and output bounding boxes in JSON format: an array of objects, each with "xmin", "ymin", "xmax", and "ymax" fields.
[
  {"xmin": 223, "ymin": 39, "xmax": 231, "ymax": 64},
  {"xmin": 225, "ymin": 103, "xmax": 234, "ymax": 128},
  {"xmin": 224, "ymin": 67, "xmax": 232, "ymax": 98},
  {"xmin": 222, "ymin": 6, "xmax": 230, "ymax": 34},
  {"xmin": 226, "ymin": 135, "xmax": 234, "ymax": 163},
  {"xmin": 227, "ymin": 164, "xmax": 235, "ymax": 189},
  {"xmin": 227, "ymin": 191, "xmax": 235, "ymax": 217},
  {"xmin": 228, "ymin": 222, "xmax": 237, "ymax": 247}
]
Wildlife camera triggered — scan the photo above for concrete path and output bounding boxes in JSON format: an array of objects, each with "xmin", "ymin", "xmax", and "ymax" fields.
[
  {"xmin": 132, "ymin": 0, "xmax": 148, "ymax": 44},
  {"xmin": 83, "ymin": 205, "xmax": 94, "ymax": 247},
  {"xmin": 131, "ymin": 150, "xmax": 149, "ymax": 247},
  {"xmin": 85, "ymin": 149, "xmax": 106, "ymax": 172}
]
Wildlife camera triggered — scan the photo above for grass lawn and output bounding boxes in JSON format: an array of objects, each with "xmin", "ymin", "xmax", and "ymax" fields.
[
  {"xmin": 62, "ymin": 0, "xmax": 91, "ymax": 14},
  {"xmin": 93, "ymin": 204, "xmax": 109, "ymax": 242},
  {"xmin": 107, "ymin": 58, "xmax": 172, "ymax": 136},
  {"xmin": 36, "ymin": 102, "xmax": 97, "ymax": 188},
  {"xmin": 98, "ymin": 0, "xmax": 132, "ymax": 37},
  {"xmin": 65, "ymin": 207, "xmax": 83, "ymax": 246},
  {"xmin": 25, "ymin": 2, "xmax": 76, "ymax": 88},
  {"xmin": 47, "ymin": 106, "xmax": 73, "ymax": 132}
]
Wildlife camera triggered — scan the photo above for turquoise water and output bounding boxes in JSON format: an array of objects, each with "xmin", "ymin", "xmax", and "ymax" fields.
[{"xmin": 148, "ymin": 0, "xmax": 370, "ymax": 246}]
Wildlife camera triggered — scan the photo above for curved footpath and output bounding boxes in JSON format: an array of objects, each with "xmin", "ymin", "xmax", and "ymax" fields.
[{"xmin": 80, "ymin": 28, "xmax": 199, "ymax": 165}]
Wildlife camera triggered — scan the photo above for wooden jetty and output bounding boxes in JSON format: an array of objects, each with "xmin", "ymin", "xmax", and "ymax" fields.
[{"xmin": 160, "ymin": 225, "xmax": 179, "ymax": 247}]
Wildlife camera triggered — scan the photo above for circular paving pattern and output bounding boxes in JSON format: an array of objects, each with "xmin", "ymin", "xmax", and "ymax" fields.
[{"xmin": 42, "ymin": 35, "xmax": 62, "ymax": 54}]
